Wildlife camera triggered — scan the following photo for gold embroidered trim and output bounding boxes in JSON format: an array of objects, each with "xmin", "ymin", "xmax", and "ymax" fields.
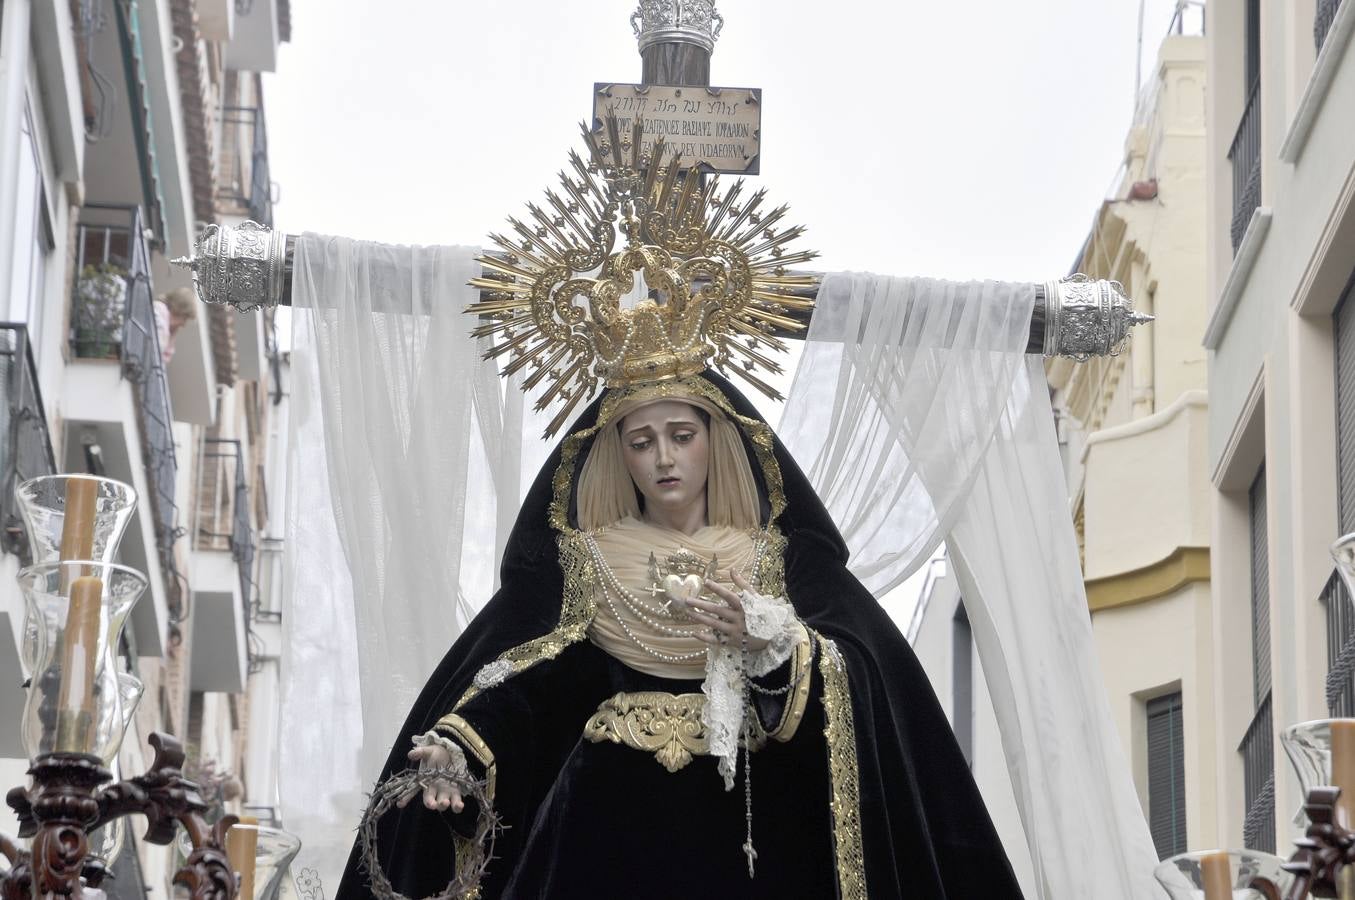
[
  {"xmin": 434, "ymin": 714, "xmax": 495, "ymax": 900},
  {"xmin": 434, "ymin": 713, "xmax": 498, "ymax": 802},
  {"xmin": 817, "ymin": 633, "xmax": 867, "ymax": 900},
  {"xmin": 454, "ymin": 532, "xmax": 597, "ymax": 709},
  {"xmin": 767, "ymin": 628, "xmax": 814, "ymax": 742},
  {"xmin": 453, "ymin": 839, "xmax": 482, "ymax": 900},
  {"xmin": 581, "ymin": 690, "xmax": 767, "ymax": 772}
]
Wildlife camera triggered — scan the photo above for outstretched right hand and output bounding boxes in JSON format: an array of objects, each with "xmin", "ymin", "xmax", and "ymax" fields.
[{"xmin": 397, "ymin": 743, "xmax": 465, "ymax": 813}]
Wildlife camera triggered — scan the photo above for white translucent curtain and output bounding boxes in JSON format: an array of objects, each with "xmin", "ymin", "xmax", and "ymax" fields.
[
  {"xmin": 779, "ymin": 272, "xmax": 1161, "ymax": 899},
  {"xmin": 281, "ymin": 235, "xmax": 520, "ymax": 887}
]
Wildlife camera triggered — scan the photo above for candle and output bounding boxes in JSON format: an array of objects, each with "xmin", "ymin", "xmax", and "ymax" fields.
[
  {"xmin": 59, "ymin": 478, "xmax": 99, "ymax": 563},
  {"xmin": 227, "ymin": 816, "xmax": 260, "ymax": 900},
  {"xmin": 1333, "ymin": 721, "xmax": 1355, "ymax": 830},
  {"xmin": 1199, "ymin": 850, "xmax": 1231, "ymax": 900},
  {"xmin": 54, "ymin": 575, "xmax": 103, "ymax": 752}
]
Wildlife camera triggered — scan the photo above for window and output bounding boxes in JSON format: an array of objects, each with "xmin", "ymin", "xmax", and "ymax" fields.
[
  {"xmin": 1330, "ymin": 277, "xmax": 1355, "ymax": 715},
  {"xmin": 952, "ymin": 602, "xmax": 973, "ymax": 767},
  {"xmin": 1146, "ymin": 692, "xmax": 1187, "ymax": 859},
  {"xmin": 1242, "ymin": 466, "xmax": 1275, "ymax": 852},
  {"xmin": 1244, "ymin": 0, "xmax": 1261, "ymax": 90},
  {"xmin": 7, "ymin": 100, "xmax": 54, "ymax": 355},
  {"xmin": 1335, "ymin": 282, "xmax": 1355, "ymax": 531},
  {"xmin": 1229, "ymin": 0, "xmax": 1263, "ymax": 251},
  {"xmin": 1250, "ymin": 467, "xmax": 1270, "ymax": 704}
]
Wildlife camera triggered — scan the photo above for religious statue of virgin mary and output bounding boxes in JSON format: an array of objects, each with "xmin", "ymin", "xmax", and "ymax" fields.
[
  {"xmin": 305, "ymin": 125, "xmax": 1018, "ymax": 897},
  {"xmin": 182, "ymin": 61, "xmax": 1166, "ymax": 893}
]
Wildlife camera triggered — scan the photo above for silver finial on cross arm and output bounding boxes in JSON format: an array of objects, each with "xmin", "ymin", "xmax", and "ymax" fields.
[
  {"xmin": 1042, "ymin": 275, "xmax": 1154, "ymax": 359},
  {"xmin": 631, "ymin": 0, "xmax": 723, "ymax": 54},
  {"xmin": 170, "ymin": 220, "xmax": 286, "ymax": 312}
]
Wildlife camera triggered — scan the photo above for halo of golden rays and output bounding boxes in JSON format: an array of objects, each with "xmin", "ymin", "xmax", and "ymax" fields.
[{"xmin": 466, "ymin": 114, "xmax": 819, "ymax": 437}]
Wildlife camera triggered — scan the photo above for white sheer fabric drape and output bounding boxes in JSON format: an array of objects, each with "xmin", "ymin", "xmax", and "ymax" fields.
[
  {"xmin": 281, "ymin": 252, "xmax": 1159, "ymax": 896},
  {"xmin": 778, "ymin": 271, "xmax": 1160, "ymax": 899},
  {"xmin": 281, "ymin": 235, "xmax": 519, "ymax": 885}
]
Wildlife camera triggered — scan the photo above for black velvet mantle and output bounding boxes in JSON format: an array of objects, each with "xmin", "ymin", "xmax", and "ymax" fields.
[{"xmin": 334, "ymin": 371, "xmax": 1025, "ymax": 900}]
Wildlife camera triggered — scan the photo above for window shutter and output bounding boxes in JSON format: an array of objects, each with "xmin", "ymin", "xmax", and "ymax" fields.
[
  {"xmin": 1335, "ymin": 284, "xmax": 1355, "ymax": 531},
  {"xmin": 1250, "ymin": 468, "xmax": 1270, "ymax": 704},
  {"xmin": 1147, "ymin": 692, "xmax": 1187, "ymax": 860}
]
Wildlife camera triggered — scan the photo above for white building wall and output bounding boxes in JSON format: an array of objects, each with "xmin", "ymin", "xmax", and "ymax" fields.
[{"xmin": 0, "ymin": 0, "xmax": 293, "ymax": 891}]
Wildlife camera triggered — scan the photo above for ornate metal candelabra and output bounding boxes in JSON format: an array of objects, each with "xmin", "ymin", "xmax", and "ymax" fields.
[
  {"xmin": 0, "ymin": 476, "xmax": 242, "ymax": 900},
  {"xmin": 2, "ymin": 733, "xmax": 237, "ymax": 900}
]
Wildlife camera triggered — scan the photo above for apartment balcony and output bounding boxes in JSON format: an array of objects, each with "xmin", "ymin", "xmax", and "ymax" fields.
[
  {"xmin": 1227, "ymin": 81, "xmax": 1262, "ymax": 253},
  {"xmin": 224, "ymin": 0, "xmax": 284, "ymax": 72},
  {"xmin": 189, "ymin": 438, "xmax": 255, "ymax": 693},
  {"xmin": 0, "ymin": 324, "xmax": 58, "ymax": 757},
  {"xmin": 0, "ymin": 325, "xmax": 58, "ymax": 563},
  {"xmin": 1239, "ymin": 691, "xmax": 1275, "ymax": 853},
  {"xmin": 1324, "ymin": 570, "xmax": 1355, "ymax": 716},
  {"xmin": 1316, "ymin": 0, "xmax": 1344, "ymax": 50},
  {"xmin": 65, "ymin": 204, "xmax": 177, "ymax": 656},
  {"xmin": 219, "ymin": 105, "xmax": 275, "ymax": 228}
]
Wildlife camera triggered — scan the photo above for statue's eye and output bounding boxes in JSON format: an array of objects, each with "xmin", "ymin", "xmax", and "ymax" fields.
[
  {"xmin": 629, "ymin": 439, "xmax": 652, "ymax": 451},
  {"xmin": 673, "ymin": 431, "xmax": 695, "ymax": 444}
]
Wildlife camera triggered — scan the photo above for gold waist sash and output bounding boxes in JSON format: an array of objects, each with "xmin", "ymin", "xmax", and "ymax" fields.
[{"xmin": 582, "ymin": 691, "xmax": 767, "ymax": 773}]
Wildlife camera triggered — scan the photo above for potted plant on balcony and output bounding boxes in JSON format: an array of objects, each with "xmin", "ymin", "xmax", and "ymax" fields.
[{"xmin": 72, "ymin": 262, "xmax": 129, "ymax": 360}]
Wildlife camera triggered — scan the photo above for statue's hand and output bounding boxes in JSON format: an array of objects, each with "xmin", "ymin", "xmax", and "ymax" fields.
[
  {"xmin": 689, "ymin": 571, "xmax": 772, "ymax": 653},
  {"xmin": 397, "ymin": 742, "xmax": 466, "ymax": 813}
]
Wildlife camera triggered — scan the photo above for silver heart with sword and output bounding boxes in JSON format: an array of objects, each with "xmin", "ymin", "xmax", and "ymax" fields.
[{"xmin": 646, "ymin": 547, "xmax": 720, "ymax": 616}]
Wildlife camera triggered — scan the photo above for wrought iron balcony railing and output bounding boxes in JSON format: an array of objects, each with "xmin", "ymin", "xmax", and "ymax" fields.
[
  {"xmin": 197, "ymin": 438, "xmax": 256, "ymax": 611},
  {"xmin": 220, "ymin": 105, "xmax": 274, "ymax": 227},
  {"xmin": 71, "ymin": 204, "xmax": 181, "ymax": 581},
  {"xmin": 0, "ymin": 323, "xmax": 57, "ymax": 564},
  {"xmin": 1316, "ymin": 0, "xmax": 1343, "ymax": 51},
  {"xmin": 1324, "ymin": 568, "xmax": 1355, "ymax": 716},
  {"xmin": 1227, "ymin": 80, "xmax": 1263, "ymax": 253},
  {"xmin": 1239, "ymin": 690, "xmax": 1275, "ymax": 853}
]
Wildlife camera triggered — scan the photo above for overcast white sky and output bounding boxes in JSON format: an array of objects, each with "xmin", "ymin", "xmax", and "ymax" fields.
[
  {"xmin": 261, "ymin": 0, "xmax": 1199, "ymax": 617},
  {"xmin": 263, "ymin": 0, "xmax": 1196, "ymax": 279}
]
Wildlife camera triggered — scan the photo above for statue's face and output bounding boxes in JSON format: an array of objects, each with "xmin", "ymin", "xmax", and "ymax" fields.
[{"xmin": 619, "ymin": 400, "xmax": 710, "ymax": 525}]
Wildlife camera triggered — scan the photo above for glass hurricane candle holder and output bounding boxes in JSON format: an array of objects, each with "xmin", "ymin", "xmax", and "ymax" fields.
[
  {"xmin": 1280, "ymin": 718, "xmax": 1355, "ymax": 829},
  {"xmin": 16, "ymin": 475, "xmax": 138, "ymax": 672},
  {"xmin": 18, "ymin": 561, "xmax": 146, "ymax": 762},
  {"xmin": 1153, "ymin": 849, "xmax": 1293, "ymax": 898},
  {"xmin": 177, "ymin": 824, "xmax": 302, "ymax": 900},
  {"xmin": 15, "ymin": 475, "xmax": 137, "ymax": 565},
  {"xmin": 1334, "ymin": 532, "xmax": 1355, "ymax": 597},
  {"xmin": 87, "ymin": 802, "xmax": 127, "ymax": 868}
]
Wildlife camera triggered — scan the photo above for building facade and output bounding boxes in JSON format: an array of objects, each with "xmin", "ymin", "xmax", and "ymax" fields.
[
  {"xmin": 0, "ymin": 0, "xmax": 292, "ymax": 894},
  {"xmin": 905, "ymin": 560, "xmax": 1039, "ymax": 895},
  {"xmin": 909, "ymin": 21, "xmax": 1216, "ymax": 876},
  {"xmin": 1202, "ymin": 0, "xmax": 1355, "ymax": 859},
  {"xmin": 1046, "ymin": 27, "xmax": 1215, "ymax": 862}
]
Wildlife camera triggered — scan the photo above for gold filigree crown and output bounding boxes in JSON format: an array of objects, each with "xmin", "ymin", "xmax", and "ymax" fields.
[{"xmin": 466, "ymin": 115, "xmax": 817, "ymax": 436}]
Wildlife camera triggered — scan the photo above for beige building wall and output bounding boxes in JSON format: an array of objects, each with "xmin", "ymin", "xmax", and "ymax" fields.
[
  {"xmin": 1046, "ymin": 31, "xmax": 1217, "ymax": 855},
  {"xmin": 1203, "ymin": 0, "xmax": 1355, "ymax": 858}
]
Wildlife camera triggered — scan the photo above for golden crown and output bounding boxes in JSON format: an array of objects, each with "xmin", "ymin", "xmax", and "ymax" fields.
[{"xmin": 466, "ymin": 114, "xmax": 818, "ymax": 436}]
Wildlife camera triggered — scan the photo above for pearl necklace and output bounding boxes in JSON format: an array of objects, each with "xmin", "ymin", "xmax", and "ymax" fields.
[{"xmin": 584, "ymin": 529, "xmax": 770, "ymax": 664}]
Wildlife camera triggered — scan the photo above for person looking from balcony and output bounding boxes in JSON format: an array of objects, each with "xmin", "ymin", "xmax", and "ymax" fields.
[{"xmin": 154, "ymin": 286, "xmax": 198, "ymax": 365}]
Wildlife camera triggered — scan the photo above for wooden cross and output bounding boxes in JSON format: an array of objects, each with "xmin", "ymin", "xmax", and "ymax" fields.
[{"xmin": 173, "ymin": 5, "xmax": 1149, "ymax": 361}]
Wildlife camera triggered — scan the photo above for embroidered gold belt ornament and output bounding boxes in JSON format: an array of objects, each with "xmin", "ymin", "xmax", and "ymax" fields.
[{"xmin": 584, "ymin": 691, "xmax": 765, "ymax": 772}]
